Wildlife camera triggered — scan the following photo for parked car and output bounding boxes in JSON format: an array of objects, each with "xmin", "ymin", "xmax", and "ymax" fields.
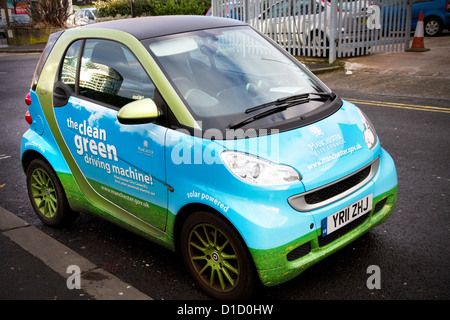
[
  {"xmin": 253, "ymin": 0, "xmax": 372, "ymax": 56},
  {"xmin": 74, "ymin": 7, "xmax": 98, "ymax": 26},
  {"xmin": 21, "ymin": 15, "xmax": 397, "ymax": 299},
  {"xmin": 412, "ymin": 0, "xmax": 450, "ymax": 36},
  {"xmin": 252, "ymin": 0, "xmax": 330, "ymax": 55}
]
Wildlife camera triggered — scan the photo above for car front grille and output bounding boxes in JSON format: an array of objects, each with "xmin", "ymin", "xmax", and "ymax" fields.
[
  {"xmin": 305, "ymin": 166, "xmax": 371, "ymax": 205},
  {"xmin": 288, "ymin": 157, "xmax": 380, "ymax": 212}
]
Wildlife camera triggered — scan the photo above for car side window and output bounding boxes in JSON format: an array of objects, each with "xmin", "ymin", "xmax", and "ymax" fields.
[
  {"xmin": 296, "ymin": 1, "xmax": 323, "ymax": 15},
  {"xmin": 80, "ymin": 39, "xmax": 155, "ymax": 108},
  {"xmin": 60, "ymin": 40, "xmax": 82, "ymax": 92},
  {"xmin": 268, "ymin": 1, "xmax": 291, "ymax": 18},
  {"xmin": 60, "ymin": 39, "xmax": 155, "ymax": 109}
]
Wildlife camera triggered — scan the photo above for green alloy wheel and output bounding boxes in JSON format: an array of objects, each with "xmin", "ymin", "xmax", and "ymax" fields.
[
  {"xmin": 26, "ymin": 158, "xmax": 75, "ymax": 227},
  {"xmin": 181, "ymin": 212, "xmax": 256, "ymax": 300}
]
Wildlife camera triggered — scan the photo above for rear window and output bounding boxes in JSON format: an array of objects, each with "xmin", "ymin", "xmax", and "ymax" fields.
[{"xmin": 31, "ymin": 31, "xmax": 64, "ymax": 90}]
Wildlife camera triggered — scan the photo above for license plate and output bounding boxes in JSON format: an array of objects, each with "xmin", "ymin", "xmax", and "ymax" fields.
[{"xmin": 321, "ymin": 194, "xmax": 373, "ymax": 237}]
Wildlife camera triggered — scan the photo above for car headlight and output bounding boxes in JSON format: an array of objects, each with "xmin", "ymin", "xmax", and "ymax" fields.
[
  {"xmin": 357, "ymin": 108, "xmax": 378, "ymax": 150},
  {"xmin": 220, "ymin": 151, "xmax": 301, "ymax": 185}
]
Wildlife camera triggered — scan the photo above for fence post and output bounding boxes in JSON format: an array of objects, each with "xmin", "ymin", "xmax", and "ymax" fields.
[
  {"xmin": 329, "ymin": 0, "xmax": 338, "ymax": 64},
  {"xmin": 405, "ymin": 0, "xmax": 413, "ymax": 50},
  {"xmin": 244, "ymin": 0, "xmax": 250, "ymax": 23},
  {"xmin": 211, "ymin": 0, "xmax": 218, "ymax": 17}
]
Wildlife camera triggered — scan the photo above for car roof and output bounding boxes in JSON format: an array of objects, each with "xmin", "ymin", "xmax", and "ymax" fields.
[{"xmin": 82, "ymin": 15, "xmax": 247, "ymax": 40}]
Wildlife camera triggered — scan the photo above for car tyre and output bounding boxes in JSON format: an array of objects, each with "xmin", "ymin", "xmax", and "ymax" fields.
[
  {"xmin": 181, "ymin": 211, "xmax": 256, "ymax": 300},
  {"xmin": 424, "ymin": 17, "xmax": 443, "ymax": 37},
  {"xmin": 26, "ymin": 158, "xmax": 76, "ymax": 228}
]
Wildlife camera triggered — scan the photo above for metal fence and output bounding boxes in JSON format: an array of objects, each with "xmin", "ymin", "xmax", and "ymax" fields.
[{"xmin": 210, "ymin": 0, "xmax": 413, "ymax": 63}]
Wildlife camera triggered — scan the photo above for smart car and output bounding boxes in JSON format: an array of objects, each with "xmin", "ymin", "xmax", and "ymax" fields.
[{"xmin": 21, "ymin": 15, "xmax": 397, "ymax": 299}]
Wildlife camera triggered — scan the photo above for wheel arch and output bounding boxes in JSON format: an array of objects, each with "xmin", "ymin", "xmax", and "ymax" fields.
[
  {"xmin": 25, "ymin": 155, "xmax": 78, "ymax": 227},
  {"xmin": 173, "ymin": 203, "xmax": 252, "ymax": 258},
  {"xmin": 21, "ymin": 149, "xmax": 47, "ymax": 173},
  {"xmin": 424, "ymin": 15, "xmax": 444, "ymax": 25},
  {"xmin": 174, "ymin": 203, "xmax": 222, "ymax": 254},
  {"xmin": 21, "ymin": 149, "xmax": 75, "ymax": 208},
  {"xmin": 174, "ymin": 203, "xmax": 260, "ymax": 298}
]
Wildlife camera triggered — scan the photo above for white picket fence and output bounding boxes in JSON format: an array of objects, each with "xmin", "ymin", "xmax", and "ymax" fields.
[{"xmin": 210, "ymin": 0, "xmax": 413, "ymax": 63}]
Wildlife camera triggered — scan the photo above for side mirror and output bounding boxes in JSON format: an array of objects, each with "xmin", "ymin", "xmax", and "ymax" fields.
[{"xmin": 117, "ymin": 98, "xmax": 160, "ymax": 124}]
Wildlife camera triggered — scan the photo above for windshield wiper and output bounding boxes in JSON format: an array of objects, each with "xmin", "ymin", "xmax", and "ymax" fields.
[
  {"xmin": 228, "ymin": 91, "xmax": 336, "ymax": 130},
  {"xmin": 245, "ymin": 91, "xmax": 336, "ymax": 114},
  {"xmin": 227, "ymin": 97, "xmax": 310, "ymax": 130}
]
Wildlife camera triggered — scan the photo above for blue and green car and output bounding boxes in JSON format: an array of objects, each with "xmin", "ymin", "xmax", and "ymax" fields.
[{"xmin": 21, "ymin": 15, "xmax": 397, "ymax": 299}]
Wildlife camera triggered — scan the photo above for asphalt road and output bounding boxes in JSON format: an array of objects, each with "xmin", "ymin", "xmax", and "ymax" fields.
[{"xmin": 0, "ymin": 50, "xmax": 449, "ymax": 300}]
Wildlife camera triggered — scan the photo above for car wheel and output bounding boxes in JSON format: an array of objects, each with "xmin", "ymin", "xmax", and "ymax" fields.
[
  {"xmin": 424, "ymin": 17, "xmax": 443, "ymax": 36},
  {"xmin": 181, "ymin": 211, "xmax": 256, "ymax": 300},
  {"xmin": 26, "ymin": 158, "xmax": 76, "ymax": 227}
]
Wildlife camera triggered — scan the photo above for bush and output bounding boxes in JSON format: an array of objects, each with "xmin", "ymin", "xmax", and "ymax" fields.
[
  {"xmin": 94, "ymin": 0, "xmax": 209, "ymax": 18},
  {"xmin": 26, "ymin": 0, "xmax": 72, "ymax": 28}
]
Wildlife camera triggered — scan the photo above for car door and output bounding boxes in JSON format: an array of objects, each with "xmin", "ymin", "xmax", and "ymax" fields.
[{"xmin": 53, "ymin": 38, "xmax": 168, "ymax": 231}]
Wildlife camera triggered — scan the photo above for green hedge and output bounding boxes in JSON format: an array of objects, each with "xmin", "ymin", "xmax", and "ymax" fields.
[{"xmin": 94, "ymin": 0, "xmax": 210, "ymax": 18}]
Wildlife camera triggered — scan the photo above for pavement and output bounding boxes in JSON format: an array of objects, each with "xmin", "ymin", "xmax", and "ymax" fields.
[
  {"xmin": 309, "ymin": 32, "xmax": 450, "ymax": 101},
  {"xmin": 340, "ymin": 37, "xmax": 450, "ymax": 79},
  {"xmin": 0, "ymin": 42, "xmax": 46, "ymax": 53},
  {"xmin": 0, "ymin": 206, "xmax": 152, "ymax": 300},
  {"xmin": 0, "ymin": 33, "xmax": 449, "ymax": 300}
]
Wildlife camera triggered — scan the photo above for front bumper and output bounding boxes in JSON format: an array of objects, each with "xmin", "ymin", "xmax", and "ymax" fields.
[
  {"xmin": 247, "ymin": 149, "xmax": 397, "ymax": 287},
  {"xmin": 251, "ymin": 186, "xmax": 396, "ymax": 286}
]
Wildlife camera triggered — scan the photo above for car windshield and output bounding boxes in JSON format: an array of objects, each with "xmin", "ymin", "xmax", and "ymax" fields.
[{"xmin": 143, "ymin": 26, "xmax": 332, "ymax": 132}]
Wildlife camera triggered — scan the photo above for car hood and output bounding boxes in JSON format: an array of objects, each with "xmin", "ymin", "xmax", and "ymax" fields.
[{"xmin": 215, "ymin": 101, "xmax": 378, "ymax": 191}]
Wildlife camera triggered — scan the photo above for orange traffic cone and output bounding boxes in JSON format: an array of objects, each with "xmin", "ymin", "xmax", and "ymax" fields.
[{"xmin": 406, "ymin": 11, "xmax": 430, "ymax": 52}]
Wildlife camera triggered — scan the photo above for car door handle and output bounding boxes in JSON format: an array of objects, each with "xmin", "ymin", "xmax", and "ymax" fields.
[{"xmin": 53, "ymin": 81, "xmax": 72, "ymax": 108}]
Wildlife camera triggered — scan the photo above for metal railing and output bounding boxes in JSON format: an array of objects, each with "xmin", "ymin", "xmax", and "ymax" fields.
[{"xmin": 210, "ymin": 0, "xmax": 413, "ymax": 63}]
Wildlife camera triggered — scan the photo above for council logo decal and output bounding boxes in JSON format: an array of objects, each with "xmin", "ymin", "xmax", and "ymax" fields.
[{"xmin": 309, "ymin": 125, "xmax": 324, "ymax": 138}]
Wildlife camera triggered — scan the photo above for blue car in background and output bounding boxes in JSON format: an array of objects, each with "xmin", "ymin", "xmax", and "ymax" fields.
[{"xmin": 412, "ymin": 0, "xmax": 450, "ymax": 36}]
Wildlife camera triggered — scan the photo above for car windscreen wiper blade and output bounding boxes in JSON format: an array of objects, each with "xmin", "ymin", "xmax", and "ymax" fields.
[
  {"xmin": 276, "ymin": 91, "xmax": 335, "ymax": 104},
  {"xmin": 245, "ymin": 91, "xmax": 336, "ymax": 114},
  {"xmin": 228, "ymin": 91, "xmax": 336, "ymax": 130},
  {"xmin": 228, "ymin": 96, "xmax": 310, "ymax": 130}
]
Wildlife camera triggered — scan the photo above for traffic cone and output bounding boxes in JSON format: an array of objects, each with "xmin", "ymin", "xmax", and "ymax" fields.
[{"xmin": 406, "ymin": 11, "xmax": 430, "ymax": 52}]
